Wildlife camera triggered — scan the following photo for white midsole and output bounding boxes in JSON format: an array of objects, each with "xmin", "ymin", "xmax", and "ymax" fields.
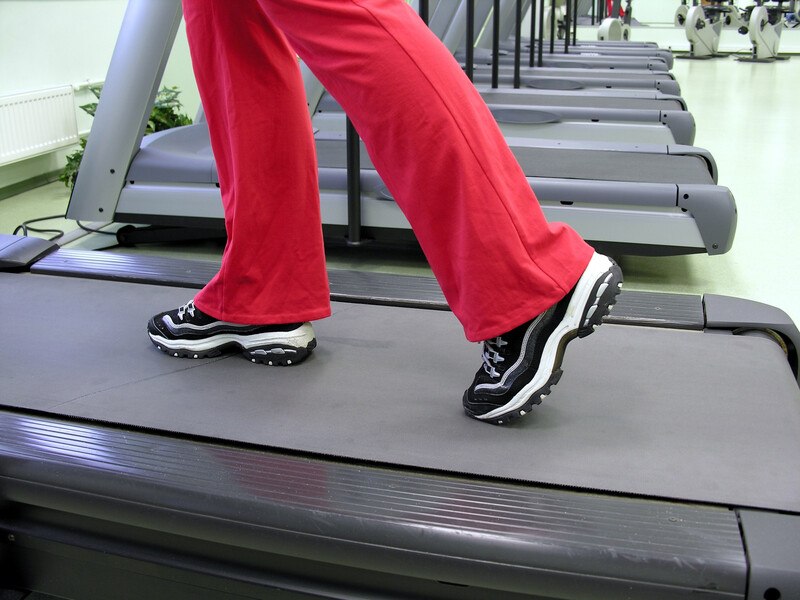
[
  {"xmin": 477, "ymin": 253, "xmax": 614, "ymax": 420},
  {"xmin": 149, "ymin": 322, "xmax": 315, "ymax": 353}
]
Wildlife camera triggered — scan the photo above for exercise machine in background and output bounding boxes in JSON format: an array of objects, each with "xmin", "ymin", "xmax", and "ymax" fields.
[
  {"xmin": 681, "ymin": 0, "xmax": 730, "ymax": 58},
  {"xmin": 737, "ymin": 0, "xmax": 793, "ymax": 61},
  {"xmin": 598, "ymin": 0, "xmax": 633, "ymax": 40}
]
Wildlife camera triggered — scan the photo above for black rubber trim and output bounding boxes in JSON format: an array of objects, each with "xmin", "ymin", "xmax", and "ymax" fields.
[
  {"xmin": 31, "ymin": 249, "xmax": 716, "ymax": 326},
  {"xmin": 31, "ymin": 249, "xmax": 449, "ymax": 310}
]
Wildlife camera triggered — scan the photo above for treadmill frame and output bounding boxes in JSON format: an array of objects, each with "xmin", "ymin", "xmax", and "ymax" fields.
[{"xmin": 0, "ymin": 242, "xmax": 799, "ymax": 599}]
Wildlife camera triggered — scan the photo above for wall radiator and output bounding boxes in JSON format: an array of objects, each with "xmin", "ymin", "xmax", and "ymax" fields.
[{"xmin": 0, "ymin": 85, "xmax": 80, "ymax": 167}]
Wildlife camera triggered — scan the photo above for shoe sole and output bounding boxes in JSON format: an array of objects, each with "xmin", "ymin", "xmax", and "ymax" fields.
[
  {"xmin": 472, "ymin": 253, "xmax": 623, "ymax": 425},
  {"xmin": 147, "ymin": 323, "xmax": 317, "ymax": 366}
]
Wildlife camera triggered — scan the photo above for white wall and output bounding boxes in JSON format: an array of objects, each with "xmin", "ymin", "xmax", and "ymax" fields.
[{"xmin": 0, "ymin": 0, "xmax": 198, "ymax": 190}]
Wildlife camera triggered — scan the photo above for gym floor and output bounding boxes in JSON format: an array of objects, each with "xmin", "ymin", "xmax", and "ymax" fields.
[{"xmin": 2, "ymin": 54, "xmax": 799, "ymax": 330}]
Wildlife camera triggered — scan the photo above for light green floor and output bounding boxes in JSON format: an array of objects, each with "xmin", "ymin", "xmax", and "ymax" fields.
[{"xmin": 2, "ymin": 55, "xmax": 799, "ymax": 327}]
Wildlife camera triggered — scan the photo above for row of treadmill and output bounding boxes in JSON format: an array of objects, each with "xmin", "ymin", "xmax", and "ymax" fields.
[{"xmin": 66, "ymin": 0, "xmax": 738, "ymax": 260}]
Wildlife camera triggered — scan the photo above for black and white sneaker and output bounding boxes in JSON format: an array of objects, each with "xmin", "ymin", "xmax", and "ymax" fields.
[
  {"xmin": 463, "ymin": 252, "xmax": 623, "ymax": 425},
  {"xmin": 147, "ymin": 300, "xmax": 317, "ymax": 366}
]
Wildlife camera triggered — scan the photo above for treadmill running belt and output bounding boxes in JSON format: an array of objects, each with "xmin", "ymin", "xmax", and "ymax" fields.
[{"xmin": 2, "ymin": 273, "xmax": 799, "ymax": 513}]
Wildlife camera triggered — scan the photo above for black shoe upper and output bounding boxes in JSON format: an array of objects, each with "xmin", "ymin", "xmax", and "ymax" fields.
[
  {"xmin": 147, "ymin": 300, "xmax": 302, "ymax": 341},
  {"xmin": 463, "ymin": 289, "xmax": 574, "ymax": 418}
]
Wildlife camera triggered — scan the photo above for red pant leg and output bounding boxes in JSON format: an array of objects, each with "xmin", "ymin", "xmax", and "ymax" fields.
[
  {"xmin": 259, "ymin": 0, "xmax": 594, "ymax": 342},
  {"xmin": 182, "ymin": 0, "xmax": 331, "ymax": 325}
]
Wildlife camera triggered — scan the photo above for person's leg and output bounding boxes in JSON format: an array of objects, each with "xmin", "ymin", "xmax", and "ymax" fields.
[
  {"xmin": 183, "ymin": 0, "xmax": 329, "ymax": 325},
  {"xmin": 259, "ymin": 0, "xmax": 596, "ymax": 342},
  {"xmin": 147, "ymin": 0, "xmax": 328, "ymax": 365},
  {"xmin": 258, "ymin": 0, "xmax": 622, "ymax": 423}
]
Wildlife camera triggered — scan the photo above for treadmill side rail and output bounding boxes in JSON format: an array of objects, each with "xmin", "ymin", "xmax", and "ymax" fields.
[
  {"xmin": 677, "ymin": 184, "xmax": 737, "ymax": 255},
  {"xmin": 661, "ymin": 110, "xmax": 696, "ymax": 146}
]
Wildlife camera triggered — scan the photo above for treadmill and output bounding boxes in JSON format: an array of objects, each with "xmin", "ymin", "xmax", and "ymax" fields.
[
  {"xmin": 65, "ymin": 0, "xmax": 733, "ymax": 257},
  {"xmin": 485, "ymin": 0, "xmax": 676, "ymax": 66},
  {"xmin": 312, "ymin": 82, "xmax": 696, "ymax": 146},
  {"xmin": 1, "ymin": 233, "xmax": 799, "ymax": 599},
  {"xmin": 434, "ymin": 1, "xmax": 694, "ymax": 134},
  {"xmin": 312, "ymin": 109, "xmax": 679, "ymax": 144},
  {"xmin": 457, "ymin": 0, "xmax": 676, "ymax": 72},
  {"xmin": 440, "ymin": 0, "xmax": 680, "ymax": 93}
]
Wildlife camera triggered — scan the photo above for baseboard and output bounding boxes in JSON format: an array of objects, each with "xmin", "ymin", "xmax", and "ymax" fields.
[{"xmin": 0, "ymin": 171, "xmax": 63, "ymax": 201}]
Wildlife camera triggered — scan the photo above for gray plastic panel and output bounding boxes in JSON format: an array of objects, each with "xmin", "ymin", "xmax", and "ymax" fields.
[
  {"xmin": 738, "ymin": 510, "xmax": 800, "ymax": 600},
  {"xmin": 0, "ymin": 234, "xmax": 58, "ymax": 270}
]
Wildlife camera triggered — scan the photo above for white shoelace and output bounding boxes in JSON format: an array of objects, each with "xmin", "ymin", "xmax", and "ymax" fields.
[
  {"xmin": 481, "ymin": 336, "xmax": 508, "ymax": 378},
  {"xmin": 176, "ymin": 300, "xmax": 196, "ymax": 321}
]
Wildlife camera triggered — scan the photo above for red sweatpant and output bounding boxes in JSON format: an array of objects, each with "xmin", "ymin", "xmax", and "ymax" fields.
[{"xmin": 183, "ymin": 0, "xmax": 593, "ymax": 343}]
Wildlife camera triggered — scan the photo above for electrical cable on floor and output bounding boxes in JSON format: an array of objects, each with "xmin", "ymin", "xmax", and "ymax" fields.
[
  {"xmin": 76, "ymin": 221, "xmax": 117, "ymax": 236},
  {"xmin": 13, "ymin": 215, "xmax": 66, "ymax": 241},
  {"xmin": 13, "ymin": 216, "xmax": 118, "ymax": 242}
]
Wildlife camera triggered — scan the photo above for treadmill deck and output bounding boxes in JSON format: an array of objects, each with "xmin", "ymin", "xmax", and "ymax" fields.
[{"xmin": 2, "ymin": 271, "xmax": 799, "ymax": 513}]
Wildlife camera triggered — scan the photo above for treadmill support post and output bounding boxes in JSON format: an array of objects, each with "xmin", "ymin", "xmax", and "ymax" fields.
[
  {"xmin": 419, "ymin": 0, "xmax": 429, "ymax": 24},
  {"xmin": 66, "ymin": 0, "xmax": 183, "ymax": 222},
  {"xmin": 538, "ymin": 0, "xmax": 546, "ymax": 66},
  {"xmin": 466, "ymin": 0, "xmax": 476, "ymax": 81},
  {"xmin": 529, "ymin": 0, "xmax": 537, "ymax": 67},
  {"xmin": 345, "ymin": 118, "xmax": 364, "ymax": 246},
  {"xmin": 514, "ymin": 0, "xmax": 523, "ymax": 88},
  {"xmin": 492, "ymin": 0, "xmax": 501, "ymax": 88}
]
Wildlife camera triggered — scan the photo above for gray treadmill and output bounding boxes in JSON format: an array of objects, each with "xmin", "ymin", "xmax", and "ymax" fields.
[
  {"xmin": 1, "ymin": 234, "xmax": 799, "ymax": 599},
  {"xmin": 66, "ymin": 0, "xmax": 731, "ymax": 257}
]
